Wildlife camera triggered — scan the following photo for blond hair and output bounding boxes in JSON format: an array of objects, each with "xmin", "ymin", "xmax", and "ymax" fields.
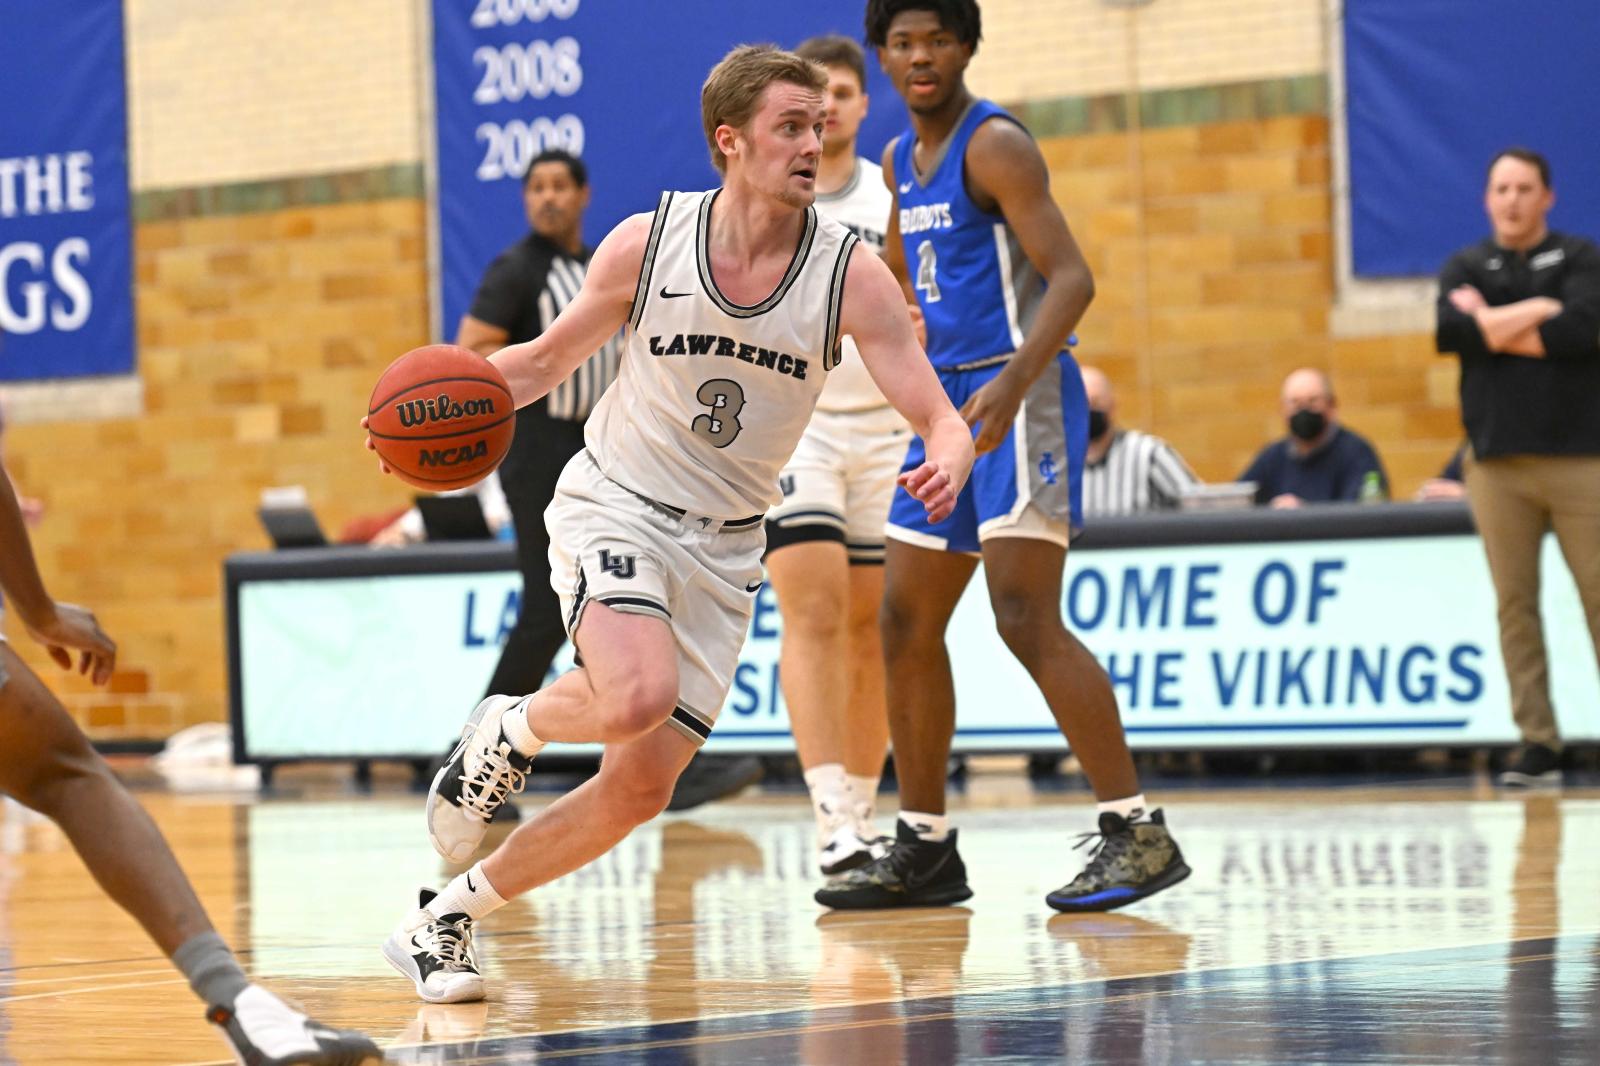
[{"xmin": 701, "ymin": 45, "xmax": 827, "ymax": 174}]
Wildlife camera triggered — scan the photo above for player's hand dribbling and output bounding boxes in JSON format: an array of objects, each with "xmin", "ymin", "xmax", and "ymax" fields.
[
  {"xmin": 359, "ymin": 415, "xmax": 393, "ymax": 476},
  {"xmin": 959, "ymin": 373, "xmax": 1026, "ymax": 455},
  {"xmin": 26, "ymin": 602, "xmax": 116, "ymax": 686}
]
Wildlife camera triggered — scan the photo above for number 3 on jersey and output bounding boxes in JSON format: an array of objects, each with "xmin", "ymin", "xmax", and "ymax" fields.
[
  {"xmin": 915, "ymin": 239, "xmax": 941, "ymax": 304},
  {"xmin": 692, "ymin": 378, "xmax": 745, "ymax": 448}
]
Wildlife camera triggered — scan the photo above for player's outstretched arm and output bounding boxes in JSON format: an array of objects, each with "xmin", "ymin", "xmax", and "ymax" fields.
[
  {"xmin": 488, "ymin": 213, "xmax": 651, "ymax": 408},
  {"xmin": 0, "ymin": 468, "xmax": 115, "ymax": 684},
  {"xmin": 843, "ymin": 247, "xmax": 973, "ymax": 523}
]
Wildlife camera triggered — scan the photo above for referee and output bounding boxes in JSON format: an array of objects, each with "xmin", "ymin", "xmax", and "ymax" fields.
[
  {"xmin": 1080, "ymin": 366, "xmax": 1200, "ymax": 516},
  {"xmin": 1435, "ymin": 147, "xmax": 1600, "ymax": 787},
  {"xmin": 456, "ymin": 149, "xmax": 620, "ymax": 700}
]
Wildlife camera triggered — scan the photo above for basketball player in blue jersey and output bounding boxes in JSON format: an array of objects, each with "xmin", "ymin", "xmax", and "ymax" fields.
[{"xmin": 817, "ymin": 0, "xmax": 1191, "ymax": 913}]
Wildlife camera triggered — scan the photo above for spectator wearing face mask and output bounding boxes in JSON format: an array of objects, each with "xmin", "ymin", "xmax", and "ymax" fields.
[
  {"xmin": 1239, "ymin": 368, "xmax": 1389, "ymax": 508},
  {"xmin": 1080, "ymin": 366, "xmax": 1201, "ymax": 516}
]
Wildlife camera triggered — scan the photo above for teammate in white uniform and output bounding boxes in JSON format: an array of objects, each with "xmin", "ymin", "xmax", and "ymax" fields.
[
  {"xmin": 765, "ymin": 36, "xmax": 906, "ymax": 877},
  {"xmin": 370, "ymin": 45, "xmax": 973, "ymax": 1003}
]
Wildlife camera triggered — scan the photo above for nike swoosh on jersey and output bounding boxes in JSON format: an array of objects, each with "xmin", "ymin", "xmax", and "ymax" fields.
[
  {"xmin": 898, "ymin": 181, "xmax": 913, "ymax": 194},
  {"xmin": 744, "ymin": 581, "xmax": 763, "ymax": 593},
  {"xmin": 659, "ymin": 286, "xmax": 693, "ymax": 299}
]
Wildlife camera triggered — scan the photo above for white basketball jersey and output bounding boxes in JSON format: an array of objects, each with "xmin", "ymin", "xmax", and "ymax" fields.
[
  {"xmin": 586, "ymin": 189, "xmax": 859, "ymax": 518},
  {"xmin": 814, "ymin": 159, "xmax": 895, "ymax": 413}
]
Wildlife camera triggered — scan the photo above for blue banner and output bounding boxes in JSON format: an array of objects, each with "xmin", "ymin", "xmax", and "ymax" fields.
[
  {"xmin": 0, "ymin": 2, "xmax": 135, "ymax": 380},
  {"xmin": 431, "ymin": 0, "xmax": 907, "ymax": 337},
  {"xmin": 1345, "ymin": 1, "xmax": 1600, "ymax": 276}
]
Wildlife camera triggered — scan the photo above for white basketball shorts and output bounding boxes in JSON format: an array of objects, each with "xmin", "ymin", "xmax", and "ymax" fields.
[
  {"xmin": 766, "ymin": 405, "xmax": 910, "ymax": 565},
  {"xmin": 546, "ymin": 451, "xmax": 765, "ymax": 747}
]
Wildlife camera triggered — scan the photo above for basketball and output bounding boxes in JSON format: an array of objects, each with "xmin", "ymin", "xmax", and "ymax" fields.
[{"xmin": 365, "ymin": 344, "xmax": 515, "ymax": 491}]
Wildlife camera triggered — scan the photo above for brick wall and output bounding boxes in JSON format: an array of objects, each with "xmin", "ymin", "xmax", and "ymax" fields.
[
  {"xmin": 1043, "ymin": 112, "xmax": 1451, "ymax": 491},
  {"xmin": 5, "ymin": 199, "xmax": 428, "ymax": 736},
  {"xmin": 972, "ymin": 0, "xmax": 1326, "ymax": 100},
  {"xmin": 125, "ymin": 0, "xmax": 423, "ymax": 189}
]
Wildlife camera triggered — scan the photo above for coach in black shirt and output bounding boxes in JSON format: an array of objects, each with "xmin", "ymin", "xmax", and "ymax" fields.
[
  {"xmin": 457, "ymin": 149, "xmax": 619, "ymax": 699},
  {"xmin": 1436, "ymin": 147, "xmax": 1600, "ymax": 787}
]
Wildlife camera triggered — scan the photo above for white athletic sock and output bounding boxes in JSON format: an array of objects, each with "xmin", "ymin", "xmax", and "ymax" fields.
[
  {"xmin": 846, "ymin": 773, "xmax": 880, "ymax": 823},
  {"xmin": 899, "ymin": 810, "xmax": 949, "ymax": 842},
  {"xmin": 499, "ymin": 698, "xmax": 545, "ymax": 758},
  {"xmin": 804, "ymin": 763, "xmax": 850, "ymax": 830},
  {"xmin": 426, "ymin": 862, "xmax": 508, "ymax": 921},
  {"xmin": 1097, "ymin": 793, "xmax": 1148, "ymax": 824}
]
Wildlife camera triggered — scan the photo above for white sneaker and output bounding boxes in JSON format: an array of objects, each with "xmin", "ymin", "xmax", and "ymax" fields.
[
  {"xmin": 381, "ymin": 890, "xmax": 486, "ymax": 1004},
  {"xmin": 208, "ymin": 984, "xmax": 381, "ymax": 1065},
  {"xmin": 818, "ymin": 816, "xmax": 879, "ymax": 877},
  {"xmin": 427, "ymin": 695, "xmax": 536, "ymax": 863}
]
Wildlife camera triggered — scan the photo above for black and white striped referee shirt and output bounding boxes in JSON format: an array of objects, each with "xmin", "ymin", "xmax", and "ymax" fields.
[
  {"xmin": 466, "ymin": 231, "xmax": 621, "ymax": 420},
  {"xmin": 1082, "ymin": 429, "xmax": 1201, "ymax": 516}
]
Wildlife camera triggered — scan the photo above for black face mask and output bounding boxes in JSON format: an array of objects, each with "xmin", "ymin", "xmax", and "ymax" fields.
[
  {"xmin": 1288, "ymin": 409, "xmax": 1327, "ymax": 442},
  {"xmin": 1088, "ymin": 410, "xmax": 1110, "ymax": 441}
]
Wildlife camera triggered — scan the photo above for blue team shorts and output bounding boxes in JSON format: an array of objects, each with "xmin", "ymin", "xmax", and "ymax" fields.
[{"xmin": 886, "ymin": 352, "xmax": 1086, "ymax": 554}]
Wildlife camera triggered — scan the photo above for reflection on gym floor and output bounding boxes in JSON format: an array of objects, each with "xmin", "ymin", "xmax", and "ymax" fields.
[{"xmin": 0, "ymin": 782, "xmax": 1596, "ymax": 1063}]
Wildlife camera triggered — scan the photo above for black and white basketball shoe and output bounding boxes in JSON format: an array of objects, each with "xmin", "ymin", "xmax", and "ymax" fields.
[
  {"xmin": 814, "ymin": 820, "xmax": 973, "ymax": 909},
  {"xmin": 381, "ymin": 889, "xmax": 486, "ymax": 1004},
  {"xmin": 427, "ymin": 695, "xmax": 536, "ymax": 862},
  {"xmin": 816, "ymin": 802, "xmax": 886, "ymax": 877}
]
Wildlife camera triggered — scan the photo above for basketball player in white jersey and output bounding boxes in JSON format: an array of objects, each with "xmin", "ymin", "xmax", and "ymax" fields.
[
  {"xmin": 370, "ymin": 45, "xmax": 973, "ymax": 1003},
  {"xmin": 766, "ymin": 35, "xmax": 904, "ymax": 877}
]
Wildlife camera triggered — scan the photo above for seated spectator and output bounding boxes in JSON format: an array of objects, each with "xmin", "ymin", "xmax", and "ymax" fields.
[
  {"xmin": 1081, "ymin": 366, "xmax": 1201, "ymax": 515},
  {"xmin": 1416, "ymin": 443, "xmax": 1468, "ymax": 501},
  {"xmin": 1240, "ymin": 368, "xmax": 1388, "ymax": 508}
]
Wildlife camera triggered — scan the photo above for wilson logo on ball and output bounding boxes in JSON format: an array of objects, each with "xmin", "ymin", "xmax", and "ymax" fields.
[
  {"xmin": 417, "ymin": 440, "xmax": 490, "ymax": 468},
  {"xmin": 368, "ymin": 343, "xmax": 514, "ymax": 492},
  {"xmin": 394, "ymin": 392, "xmax": 499, "ymax": 428}
]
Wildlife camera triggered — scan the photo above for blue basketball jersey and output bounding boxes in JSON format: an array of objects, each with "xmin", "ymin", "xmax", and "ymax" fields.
[{"xmin": 892, "ymin": 99, "xmax": 1043, "ymax": 371}]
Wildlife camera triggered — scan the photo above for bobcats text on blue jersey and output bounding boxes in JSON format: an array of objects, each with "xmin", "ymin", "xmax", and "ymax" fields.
[{"xmin": 900, "ymin": 203, "xmax": 955, "ymax": 234}]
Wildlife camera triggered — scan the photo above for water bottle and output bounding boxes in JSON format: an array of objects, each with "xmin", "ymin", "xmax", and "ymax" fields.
[{"xmin": 1358, "ymin": 470, "xmax": 1386, "ymax": 504}]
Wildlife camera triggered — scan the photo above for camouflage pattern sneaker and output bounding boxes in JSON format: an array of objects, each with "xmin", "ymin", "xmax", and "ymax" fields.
[{"xmin": 1046, "ymin": 809, "xmax": 1190, "ymax": 913}]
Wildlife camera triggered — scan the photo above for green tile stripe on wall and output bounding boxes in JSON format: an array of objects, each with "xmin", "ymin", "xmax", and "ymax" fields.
[
  {"xmin": 1012, "ymin": 73, "xmax": 1327, "ymax": 139},
  {"xmin": 129, "ymin": 74, "xmax": 1325, "ymax": 224},
  {"xmin": 134, "ymin": 162, "xmax": 424, "ymax": 223}
]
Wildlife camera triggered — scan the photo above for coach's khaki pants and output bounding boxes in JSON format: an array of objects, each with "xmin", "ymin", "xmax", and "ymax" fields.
[{"xmin": 1464, "ymin": 452, "xmax": 1600, "ymax": 749}]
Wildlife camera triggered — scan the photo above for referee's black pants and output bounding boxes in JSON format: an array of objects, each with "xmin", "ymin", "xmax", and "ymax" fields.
[{"xmin": 484, "ymin": 402, "xmax": 588, "ymax": 698}]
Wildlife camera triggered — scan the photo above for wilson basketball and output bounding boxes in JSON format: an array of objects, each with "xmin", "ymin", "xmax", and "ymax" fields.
[{"xmin": 366, "ymin": 344, "xmax": 515, "ymax": 491}]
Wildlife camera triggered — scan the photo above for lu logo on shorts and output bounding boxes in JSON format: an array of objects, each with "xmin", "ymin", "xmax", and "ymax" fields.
[{"xmin": 599, "ymin": 549, "xmax": 637, "ymax": 579}]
